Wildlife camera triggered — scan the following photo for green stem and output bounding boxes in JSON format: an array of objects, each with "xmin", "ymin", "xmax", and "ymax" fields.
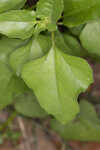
[{"xmin": 51, "ymin": 32, "xmax": 55, "ymax": 47}]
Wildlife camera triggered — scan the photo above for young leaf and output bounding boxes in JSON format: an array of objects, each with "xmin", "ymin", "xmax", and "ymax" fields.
[
  {"xmin": 22, "ymin": 47, "xmax": 93, "ymax": 124},
  {"xmin": 15, "ymin": 92, "xmax": 47, "ymax": 118},
  {"xmin": 0, "ymin": 10, "xmax": 36, "ymax": 39},
  {"xmin": 36, "ymin": 0, "xmax": 64, "ymax": 31},
  {"xmin": 9, "ymin": 34, "xmax": 51, "ymax": 76},
  {"xmin": 51, "ymin": 100, "xmax": 100, "ymax": 141},
  {"xmin": 80, "ymin": 21, "xmax": 100, "ymax": 59},
  {"xmin": 0, "ymin": 0, "xmax": 26, "ymax": 13},
  {"xmin": 63, "ymin": 0, "xmax": 100, "ymax": 27}
]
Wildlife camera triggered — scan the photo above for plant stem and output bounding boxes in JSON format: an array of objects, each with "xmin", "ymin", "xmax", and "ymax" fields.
[{"xmin": 51, "ymin": 32, "xmax": 55, "ymax": 47}]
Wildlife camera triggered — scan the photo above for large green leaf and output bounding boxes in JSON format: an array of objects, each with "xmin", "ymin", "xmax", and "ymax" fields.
[
  {"xmin": 0, "ymin": 37, "xmax": 28, "ymax": 110},
  {"xmin": 80, "ymin": 21, "xmax": 100, "ymax": 59},
  {"xmin": 36, "ymin": 0, "xmax": 64, "ymax": 31},
  {"xmin": 22, "ymin": 46, "xmax": 93, "ymax": 124},
  {"xmin": 15, "ymin": 92, "xmax": 47, "ymax": 118},
  {"xmin": 63, "ymin": 0, "xmax": 100, "ymax": 27},
  {"xmin": 0, "ymin": 0, "xmax": 26, "ymax": 13},
  {"xmin": 51, "ymin": 100, "xmax": 100, "ymax": 141},
  {"xmin": 55, "ymin": 31, "xmax": 83, "ymax": 56},
  {"xmin": 9, "ymin": 34, "xmax": 51, "ymax": 76},
  {"xmin": 0, "ymin": 10, "xmax": 36, "ymax": 39}
]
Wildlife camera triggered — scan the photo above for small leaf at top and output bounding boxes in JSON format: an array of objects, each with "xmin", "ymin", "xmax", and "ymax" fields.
[{"xmin": 36, "ymin": 0, "xmax": 64, "ymax": 31}]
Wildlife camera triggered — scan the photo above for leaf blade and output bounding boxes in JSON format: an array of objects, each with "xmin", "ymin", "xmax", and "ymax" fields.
[
  {"xmin": 63, "ymin": 0, "xmax": 100, "ymax": 27},
  {"xmin": 22, "ymin": 47, "xmax": 93, "ymax": 124},
  {"xmin": 0, "ymin": 0, "xmax": 26, "ymax": 13},
  {"xmin": 15, "ymin": 92, "xmax": 47, "ymax": 118},
  {"xmin": 80, "ymin": 21, "xmax": 100, "ymax": 59},
  {"xmin": 51, "ymin": 100, "xmax": 100, "ymax": 141},
  {"xmin": 0, "ymin": 10, "xmax": 36, "ymax": 39},
  {"xmin": 0, "ymin": 37, "xmax": 28, "ymax": 110}
]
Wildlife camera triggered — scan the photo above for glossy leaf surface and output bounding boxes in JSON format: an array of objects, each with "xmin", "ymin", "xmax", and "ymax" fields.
[{"xmin": 0, "ymin": 10, "xmax": 36, "ymax": 39}]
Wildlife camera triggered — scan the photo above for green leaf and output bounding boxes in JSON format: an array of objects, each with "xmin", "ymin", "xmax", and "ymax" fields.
[
  {"xmin": 0, "ymin": 63, "xmax": 28, "ymax": 110},
  {"xmin": 79, "ymin": 100, "xmax": 100, "ymax": 122},
  {"xmin": 51, "ymin": 100, "xmax": 100, "ymax": 141},
  {"xmin": 15, "ymin": 92, "xmax": 47, "ymax": 118},
  {"xmin": 0, "ymin": 36, "xmax": 25, "ymax": 63},
  {"xmin": 36, "ymin": 0, "xmax": 64, "ymax": 31},
  {"xmin": 0, "ymin": 10, "xmax": 36, "ymax": 39},
  {"xmin": 9, "ymin": 34, "xmax": 51, "ymax": 76},
  {"xmin": 63, "ymin": 0, "xmax": 100, "ymax": 27},
  {"xmin": 22, "ymin": 46, "xmax": 93, "ymax": 124},
  {"xmin": 0, "ymin": 0, "xmax": 26, "ymax": 13},
  {"xmin": 9, "ymin": 40, "xmax": 32, "ymax": 76},
  {"xmin": 55, "ymin": 31, "xmax": 83, "ymax": 57},
  {"xmin": 0, "ymin": 37, "xmax": 28, "ymax": 110},
  {"xmin": 69, "ymin": 24, "xmax": 84, "ymax": 36},
  {"xmin": 80, "ymin": 21, "xmax": 100, "ymax": 59}
]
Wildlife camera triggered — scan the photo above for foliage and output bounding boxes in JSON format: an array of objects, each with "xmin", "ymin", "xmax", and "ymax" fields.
[
  {"xmin": 15, "ymin": 92, "xmax": 47, "ymax": 118},
  {"xmin": 51, "ymin": 100, "xmax": 100, "ymax": 141},
  {"xmin": 0, "ymin": 0, "xmax": 100, "ymax": 142}
]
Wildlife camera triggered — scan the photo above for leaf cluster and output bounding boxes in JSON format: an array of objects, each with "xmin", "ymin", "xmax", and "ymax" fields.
[{"xmin": 0, "ymin": 0, "xmax": 100, "ymax": 131}]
